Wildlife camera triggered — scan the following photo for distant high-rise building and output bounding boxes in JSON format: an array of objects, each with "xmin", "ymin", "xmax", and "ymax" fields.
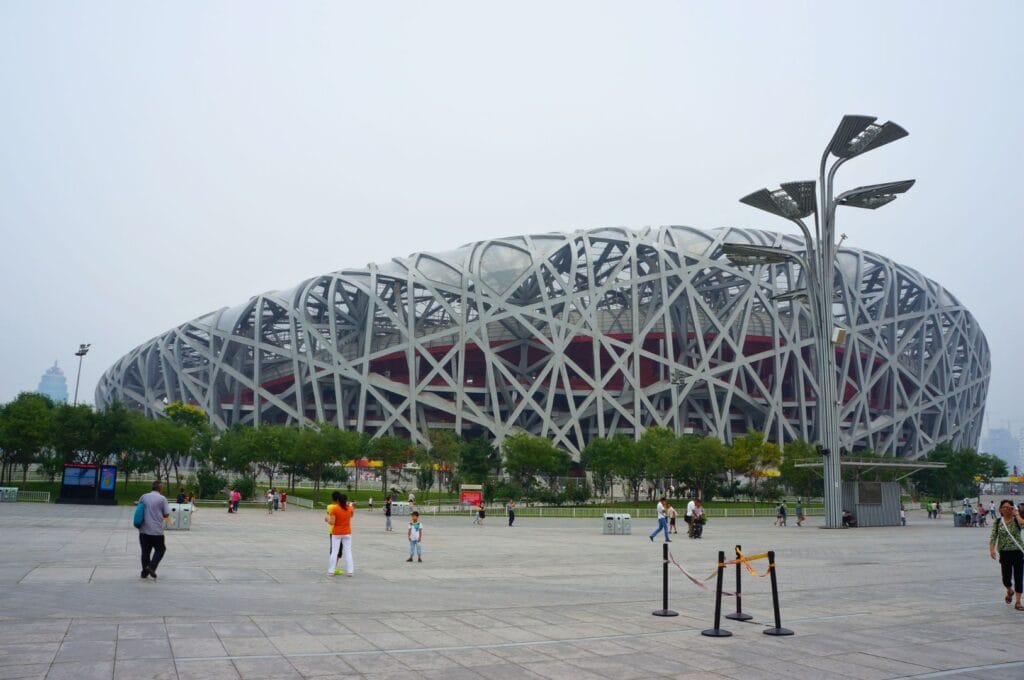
[
  {"xmin": 981, "ymin": 428, "xmax": 1021, "ymax": 471},
  {"xmin": 36, "ymin": 361, "xmax": 68, "ymax": 404}
]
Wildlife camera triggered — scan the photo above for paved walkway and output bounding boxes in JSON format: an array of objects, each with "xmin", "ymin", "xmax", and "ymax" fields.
[{"xmin": 0, "ymin": 502, "xmax": 1020, "ymax": 679}]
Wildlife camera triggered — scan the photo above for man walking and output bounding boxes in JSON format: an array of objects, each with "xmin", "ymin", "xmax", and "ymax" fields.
[
  {"xmin": 649, "ymin": 496, "xmax": 670, "ymax": 542},
  {"xmin": 138, "ymin": 481, "xmax": 170, "ymax": 579}
]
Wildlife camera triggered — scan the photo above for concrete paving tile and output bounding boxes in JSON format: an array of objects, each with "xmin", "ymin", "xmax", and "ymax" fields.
[
  {"xmin": 65, "ymin": 623, "xmax": 118, "ymax": 642},
  {"xmin": 286, "ymin": 654, "xmax": 360, "ymax": 678},
  {"xmin": 209, "ymin": 568, "xmax": 274, "ymax": 582},
  {"xmin": 296, "ymin": 618, "xmax": 349, "ymax": 636},
  {"xmin": 416, "ymin": 667, "xmax": 484, "ymax": 680},
  {"xmin": 217, "ymin": 637, "xmax": 272, "ymax": 657},
  {"xmin": 230, "ymin": 656, "xmax": 303, "ymax": 679},
  {"xmin": 388, "ymin": 649, "xmax": 464, "ymax": 671},
  {"xmin": 400, "ymin": 629, "xmax": 473, "ymax": 648},
  {"xmin": 115, "ymin": 638, "xmax": 172, "ymax": 660},
  {"xmin": 54, "ymin": 640, "xmax": 115, "ymax": 664},
  {"xmin": 342, "ymin": 653, "xmax": 411, "ymax": 675},
  {"xmin": 267, "ymin": 635, "xmax": 330, "ymax": 655},
  {"xmin": 356, "ymin": 631, "xmax": 420, "ymax": 650},
  {"xmin": 0, "ymin": 665, "xmax": 48, "ymax": 680},
  {"xmin": 169, "ymin": 636, "xmax": 227, "ymax": 658},
  {"xmin": 486, "ymin": 644, "xmax": 556, "ymax": 663},
  {"xmin": 462, "ymin": 665, "xmax": 546, "ymax": 680},
  {"xmin": 211, "ymin": 622, "xmax": 264, "ymax": 638},
  {"xmin": 116, "ymin": 623, "xmax": 166, "ymax": 640},
  {"xmin": 175, "ymin": 658, "xmax": 241, "ymax": 680},
  {"xmin": 165, "ymin": 622, "xmax": 216, "ymax": 639},
  {"xmin": 0, "ymin": 643, "xmax": 59, "ymax": 667},
  {"xmin": 112, "ymin": 658, "xmax": 177, "ymax": 680},
  {"xmin": 437, "ymin": 647, "xmax": 507, "ymax": 667},
  {"xmin": 252, "ymin": 619, "xmax": 307, "ymax": 636},
  {"xmin": 520, "ymin": 659, "xmax": 610, "ymax": 680},
  {"xmin": 311, "ymin": 634, "xmax": 378, "ymax": 653},
  {"xmin": 568, "ymin": 655, "xmax": 650, "ymax": 679},
  {"xmin": 0, "ymin": 623, "xmax": 69, "ymax": 643},
  {"xmin": 488, "ymin": 627, "xmax": 554, "ymax": 643},
  {"xmin": 44, "ymin": 661, "xmax": 113, "ymax": 680},
  {"xmin": 21, "ymin": 568, "xmax": 93, "ymax": 584}
]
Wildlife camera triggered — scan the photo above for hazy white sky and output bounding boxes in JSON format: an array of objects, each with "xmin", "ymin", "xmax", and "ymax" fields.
[{"xmin": 2, "ymin": 2, "xmax": 1022, "ymax": 436}]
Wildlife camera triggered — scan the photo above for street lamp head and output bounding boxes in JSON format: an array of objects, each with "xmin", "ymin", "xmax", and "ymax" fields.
[
  {"xmin": 75, "ymin": 343, "xmax": 91, "ymax": 357},
  {"xmin": 836, "ymin": 179, "xmax": 916, "ymax": 210},
  {"xmin": 826, "ymin": 115, "xmax": 908, "ymax": 159},
  {"xmin": 739, "ymin": 181, "xmax": 817, "ymax": 220},
  {"xmin": 720, "ymin": 243, "xmax": 798, "ymax": 266}
]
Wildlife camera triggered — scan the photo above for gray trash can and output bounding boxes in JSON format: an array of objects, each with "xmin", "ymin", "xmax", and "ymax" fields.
[
  {"xmin": 603, "ymin": 513, "xmax": 615, "ymax": 534},
  {"xmin": 953, "ymin": 514, "xmax": 965, "ymax": 527},
  {"xmin": 178, "ymin": 504, "xmax": 192, "ymax": 531},
  {"xmin": 620, "ymin": 514, "xmax": 632, "ymax": 534}
]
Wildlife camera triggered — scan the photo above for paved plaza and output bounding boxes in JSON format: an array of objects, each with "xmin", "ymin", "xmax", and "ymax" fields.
[{"xmin": 0, "ymin": 502, "xmax": 1021, "ymax": 679}]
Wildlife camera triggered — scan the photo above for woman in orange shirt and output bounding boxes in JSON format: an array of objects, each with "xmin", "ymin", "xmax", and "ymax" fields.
[{"xmin": 325, "ymin": 492, "xmax": 355, "ymax": 576}]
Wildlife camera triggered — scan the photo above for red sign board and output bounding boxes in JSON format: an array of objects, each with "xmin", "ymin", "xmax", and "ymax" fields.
[{"xmin": 460, "ymin": 490, "xmax": 483, "ymax": 506}]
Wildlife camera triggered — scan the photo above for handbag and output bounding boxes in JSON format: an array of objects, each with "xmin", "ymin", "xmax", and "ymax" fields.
[{"xmin": 133, "ymin": 500, "xmax": 146, "ymax": 528}]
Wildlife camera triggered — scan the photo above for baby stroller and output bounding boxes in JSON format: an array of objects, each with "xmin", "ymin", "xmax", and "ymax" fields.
[{"xmin": 692, "ymin": 515, "xmax": 706, "ymax": 538}]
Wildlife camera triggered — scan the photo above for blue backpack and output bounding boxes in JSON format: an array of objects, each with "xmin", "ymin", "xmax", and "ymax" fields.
[{"xmin": 133, "ymin": 500, "xmax": 146, "ymax": 529}]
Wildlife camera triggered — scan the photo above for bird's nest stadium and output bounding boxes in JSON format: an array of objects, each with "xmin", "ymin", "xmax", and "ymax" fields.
[{"xmin": 97, "ymin": 226, "xmax": 989, "ymax": 458}]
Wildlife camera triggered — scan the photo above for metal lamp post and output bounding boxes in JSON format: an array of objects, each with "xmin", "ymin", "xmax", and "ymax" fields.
[
  {"xmin": 725, "ymin": 115, "xmax": 914, "ymax": 529},
  {"xmin": 73, "ymin": 343, "xmax": 91, "ymax": 406}
]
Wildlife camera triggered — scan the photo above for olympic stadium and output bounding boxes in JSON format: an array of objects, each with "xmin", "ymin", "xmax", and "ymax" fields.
[{"xmin": 96, "ymin": 226, "xmax": 989, "ymax": 459}]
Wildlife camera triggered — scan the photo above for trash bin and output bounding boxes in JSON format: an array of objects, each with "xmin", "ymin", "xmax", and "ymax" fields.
[
  {"xmin": 620, "ymin": 514, "xmax": 632, "ymax": 534},
  {"xmin": 178, "ymin": 504, "xmax": 192, "ymax": 531},
  {"xmin": 953, "ymin": 514, "xmax": 965, "ymax": 527},
  {"xmin": 603, "ymin": 513, "xmax": 615, "ymax": 534}
]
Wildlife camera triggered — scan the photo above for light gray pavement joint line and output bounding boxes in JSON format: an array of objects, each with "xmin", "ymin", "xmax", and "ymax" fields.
[
  {"xmin": 172, "ymin": 610, "xmax": 871, "ymax": 663},
  {"xmin": 894, "ymin": 660, "xmax": 1024, "ymax": 678}
]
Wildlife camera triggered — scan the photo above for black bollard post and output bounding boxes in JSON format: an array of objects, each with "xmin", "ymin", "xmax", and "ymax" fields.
[
  {"xmin": 725, "ymin": 544, "xmax": 752, "ymax": 621},
  {"xmin": 652, "ymin": 541, "xmax": 678, "ymax": 617},
  {"xmin": 763, "ymin": 550, "xmax": 794, "ymax": 636},
  {"xmin": 701, "ymin": 550, "xmax": 732, "ymax": 637}
]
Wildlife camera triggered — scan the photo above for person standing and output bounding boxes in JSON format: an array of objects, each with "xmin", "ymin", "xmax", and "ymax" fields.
[
  {"xmin": 506, "ymin": 499, "xmax": 516, "ymax": 527},
  {"xmin": 406, "ymin": 511, "xmax": 423, "ymax": 562},
  {"xmin": 685, "ymin": 497, "xmax": 696, "ymax": 538},
  {"xmin": 989, "ymin": 499, "xmax": 1024, "ymax": 610},
  {"xmin": 266, "ymin": 489, "xmax": 274, "ymax": 515},
  {"xmin": 473, "ymin": 502, "xmax": 486, "ymax": 525},
  {"xmin": 649, "ymin": 496, "xmax": 670, "ymax": 542},
  {"xmin": 691, "ymin": 499, "xmax": 705, "ymax": 538},
  {"xmin": 326, "ymin": 492, "xmax": 355, "ymax": 576},
  {"xmin": 778, "ymin": 502, "xmax": 788, "ymax": 527},
  {"xmin": 280, "ymin": 491, "xmax": 287, "ymax": 511},
  {"xmin": 231, "ymin": 488, "xmax": 241, "ymax": 513},
  {"xmin": 368, "ymin": 497, "xmax": 374, "ymax": 512},
  {"xmin": 385, "ymin": 495, "xmax": 393, "ymax": 532},
  {"xmin": 138, "ymin": 481, "xmax": 170, "ymax": 579}
]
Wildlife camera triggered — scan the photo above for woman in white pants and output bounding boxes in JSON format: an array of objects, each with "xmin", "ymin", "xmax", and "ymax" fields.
[{"xmin": 325, "ymin": 492, "xmax": 355, "ymax": 576}]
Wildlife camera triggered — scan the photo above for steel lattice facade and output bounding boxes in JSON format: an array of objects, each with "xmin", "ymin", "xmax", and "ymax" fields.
[{"xmin": 96, "ymin": 226, "xmax": 989, "ymax": 458}]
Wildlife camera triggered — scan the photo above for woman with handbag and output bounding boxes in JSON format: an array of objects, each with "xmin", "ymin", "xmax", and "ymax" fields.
[{"xmin": 988, "ymin": 499, "xmax": 1024, "ymax": 610}]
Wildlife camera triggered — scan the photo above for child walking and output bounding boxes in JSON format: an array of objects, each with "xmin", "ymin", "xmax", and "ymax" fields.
[{"xmin": 407, "ymin": 511, "xmax": 423, "ymax": 562}]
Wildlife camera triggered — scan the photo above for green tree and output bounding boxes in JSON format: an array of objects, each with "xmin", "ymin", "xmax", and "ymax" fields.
[
  {"xmin": 92, "ymin": 401, "xmax": 137, "ymax": 466},
  {"xmin": 164, "ymin": 401, "xmax": 212, "ymax": 486},
  {"xmin": 729, "ymin": 429, "xmax": 782, "ymax": 502},
  {"xmin": 581, "ymin": 437, "xmax": 618, "ymax": 497},
  {"xmin": 609, "ymin": 434, "xmax": 645, "ymax": 502},
  {"xmin": 459, "ymin": 437, "xmax": 495, "ymax": 485},
  {"xmin": 0, "ymin": 393, "xmax": 54, "ymax": 483},
  {"xmin": 369, "ymin": 434, "xmax": 410, "ymax": 493},
  {"xmin": 502, "ymin": 433, "xmax": 565, "ymax": 489},
  {"xmin": 778, "ymin": 439, "xmax": 821, "ymax": 499},
  {"xmin": 427, "ymin": 428, "xmax": 462, "ymax": 493},
  {"xmin": 636, "ymin": 426, "xmax": 679, "ymax": 493},
  {"xmin": 677, "ymin": 435, "xmax": 728, "ymax": 500},
  {"xmin": 50, "ymin": 403, "xmax": 97, "ymax": 464}
]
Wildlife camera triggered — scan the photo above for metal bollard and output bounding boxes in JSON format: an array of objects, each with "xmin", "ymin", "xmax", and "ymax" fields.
[
  {"xmin": 701, "ymin": 550, "xmax": 732, "ymax": 637},
  {"xmin": 763, "ymin": 550, "xmax": 794, "ymax": 636},
  {"xmin": 725, "ymin": 544, "xmax": 752, "ymax": 621},
  {"xmin": 652, "ymin": 542, "xmax": 678, "ymax": 617}
]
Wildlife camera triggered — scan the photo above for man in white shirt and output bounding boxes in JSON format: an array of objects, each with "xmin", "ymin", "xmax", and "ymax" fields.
[
  {"xmin": 648, "ymin": 497, "xmax": 671, "ymax": 542},
  {"xmin": 685, "ymin": 498, "xmax": 696, "ymax": 538}
]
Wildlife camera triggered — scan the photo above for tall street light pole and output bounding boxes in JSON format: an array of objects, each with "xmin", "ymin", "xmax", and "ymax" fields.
[
  {"xmin": 73, "ymin": 343, "xmax": 91, "ymax": 406},
  {"xmin": 725, "ymin": 115, "xmax": 914, "ymax": 529}
]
